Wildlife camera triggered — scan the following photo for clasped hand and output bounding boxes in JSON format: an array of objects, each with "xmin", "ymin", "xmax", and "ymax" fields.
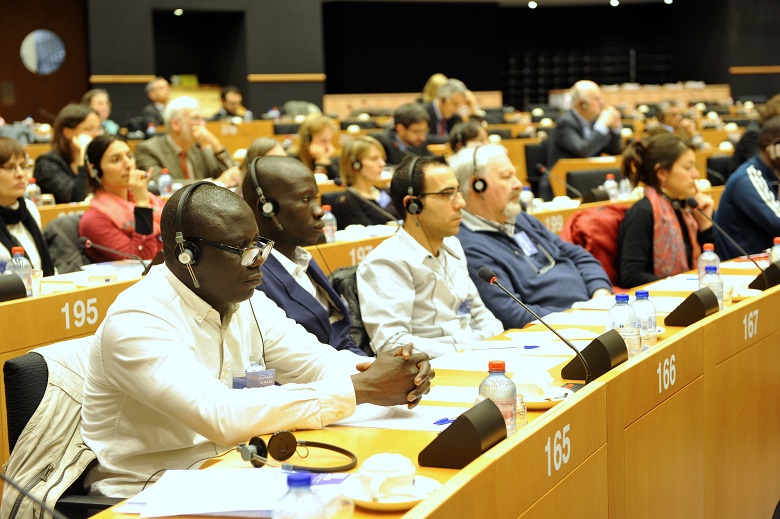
[{"xmin": 352, "ymin": 343, "xmax": 434, "ymax": 409}]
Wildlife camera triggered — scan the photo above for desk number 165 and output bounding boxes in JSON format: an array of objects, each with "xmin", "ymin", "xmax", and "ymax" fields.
[{"xmin": 61, "ymin": 298, "xmax": 98, "ymax": 330}]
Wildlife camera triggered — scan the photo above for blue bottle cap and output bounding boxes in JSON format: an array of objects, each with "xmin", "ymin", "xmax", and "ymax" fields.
[
  {"xmin": 635, "ymin": 290, "xmax": 649, "ymax": 299},
  {"xmin": 705, "ymin": 265, "xmax": 718, "ymax": 274},
  {"xmin": 286, "ymin": 472, "xmax": 313, "ymax": 487},
  {"xmin": 616, "ymin": 293, "xmax": 629, "ymax": 303}
]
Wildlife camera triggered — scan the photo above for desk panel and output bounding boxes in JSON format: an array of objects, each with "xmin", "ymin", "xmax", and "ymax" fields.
[
  {"xmin": 305, "ymin": 236, "xmax": 391, "ymax": 276},
  {"xmin": 37, "ymin": 202, "xmax": 90, "ymax": 229}
]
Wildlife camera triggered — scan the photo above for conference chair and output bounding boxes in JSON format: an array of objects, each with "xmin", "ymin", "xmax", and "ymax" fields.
[
  {"xmin": 340, "ymin": 120, "xmax": 378, "ymax": 131},
  {"xmin": 706, "ymin": 155, "xmax": 732, "ymax": 185},
  {"xmin": 524, "ymin": 140, "xmax": 550, "ymax": 195},
  {"xmin": 566, "ymin": 168, "xmax": 622, "ymax": 202},
  {"xmin": 486, "ymin": 128, "xmax": 511, "ymax": 140},
  {"xmin": 43, "ymin": 214, "xmax": 91, "ymax": 274},
  {"xmin": 328, "ymin": 265, "xmax": 373, "ymax": 356},
  {"xmin": 3, "ymin": 337, "xmax": 121, "ymax": 519},
  {"xmin": 273, "ymin": 123, "xmax": 301, "ymax": 135},
  {"xmin": 282, "ymin": 100, "xmax": 321, "ymax": 119}
]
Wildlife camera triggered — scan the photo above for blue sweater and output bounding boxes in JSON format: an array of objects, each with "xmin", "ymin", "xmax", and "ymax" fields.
[
  {"xmin": 714, "ymin": 155, "xmax": 780, "ymax": 259},
  {"xmin": 458, "ymin": 212, "xmax": 612, "ymax": 329}
]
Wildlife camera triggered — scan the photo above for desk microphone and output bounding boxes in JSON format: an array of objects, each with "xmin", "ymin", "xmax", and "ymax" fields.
[
  {"xmin": 79, "ymin": 237, "xmax": 153, "ymax": 275},
  {"xmin": 686, "ymin": 196, "xmax": 769, "ymax": 289},
  {"xmin": 536, "ymin": 164, "xmax": 584, "ymax": 200},
  {"xmin": 477, "ymin": 266, "xmax": 593, "ymax": 383},
  {"xmin": 705, "ymin": 168, "xmax": 726, "ymax": 185}
]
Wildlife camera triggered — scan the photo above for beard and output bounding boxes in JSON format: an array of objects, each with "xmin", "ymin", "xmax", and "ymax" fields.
[{"xmin": 504, "ymin": 200, "xmax": 522, "ymax": 220}]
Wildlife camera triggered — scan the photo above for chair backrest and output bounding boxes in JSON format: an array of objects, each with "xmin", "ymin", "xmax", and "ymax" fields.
[
  {"xmin": 566, "ymin": 168, "xmax": 621, "ymax": 201},
  {"xmin": 560, "ymin": 204, "xmax": 631, "ymax": 287},
  {"xmin": 43, "ymin": 214, "xmax": 91, "ymax": 274},
  {"xmin": 706, "ymin": 155, "xmax": 732, "ymax": 186},
  {"xmin": 282, "ymin": 100, "xmax": 321, "ymax": 118},
  {"xmin": 524, "ymin": 140, "xmax": 550, "ymax": 194},
  {"xmin": 328, "ymin": 266, "xmax": 373, "ymax": 356}
]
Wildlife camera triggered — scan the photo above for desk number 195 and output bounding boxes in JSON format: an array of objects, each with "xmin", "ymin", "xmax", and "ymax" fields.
[{"xmin": 61, "ymin": 298, "xmax": 99, "ymax": 330}]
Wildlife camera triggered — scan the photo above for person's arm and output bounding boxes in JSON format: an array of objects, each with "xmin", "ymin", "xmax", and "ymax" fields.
[
  {"xmin": 556, "ymin": 117, "xmax": 616, "ymax": 159},
  {"xmin": 33, "ymin": 154, "xmax": 88, "ymax": 204},
  {"xmin": 734, "ymin": 170, "xmax": 780, "ymax": 235},
  {"xmin": 618, "ymin": 201, "xmax": 659, "ymax": 288},
  {"xmin": 79, "ymin": 208, "xmax": 161, "ymax": 260}
]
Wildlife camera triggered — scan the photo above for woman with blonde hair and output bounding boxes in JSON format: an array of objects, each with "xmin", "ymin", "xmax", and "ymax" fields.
[
  {"xmin": 287, "ymin": 113, "xmax": 340, "ymax": 180},
  {"xmin": 332, "ymin": 136, "xmax": 399, "ymax": 229},
  {"xmin": 420, "ymin": 73, "xmax": 447, "ymax": 104}
]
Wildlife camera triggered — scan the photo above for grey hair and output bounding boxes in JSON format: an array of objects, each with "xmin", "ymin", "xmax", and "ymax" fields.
[
  {"xmin": 448, "ymin": 144, "xmax": 509, "ymax": 201},
  {"xmin": 163, "ymin": 96, "xmax": 199, "ymax": 126},
  {"xmin": 145, "ymin": 76, "xmax": 167, "ymax": 95},
  {"xmin": 436, "ymin": 78, "xmax": 467, "ymax": 100}
]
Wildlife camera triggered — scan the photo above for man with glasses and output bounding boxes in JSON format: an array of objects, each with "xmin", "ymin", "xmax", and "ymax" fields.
[
  {"xmin": 135, "ymin": 96, "xmax": 242, "ymax": 189},
  {"xmin": 371, "ymin": 103, "xmax": 433, "ymax": 167},
  {"xmin": 450, "ymin": 145, "xmax": 613, "ymax": 329},
  {"xmin": 81, "ymin": 182, "xmax": 433, "ymax": 497},
  {"xmin": 357, "ymin": 155, "xmax": 503, "ymax": 358},
  {"xmin": 243, "ymin": 156, "xmax": 367, "ymax": 355}
]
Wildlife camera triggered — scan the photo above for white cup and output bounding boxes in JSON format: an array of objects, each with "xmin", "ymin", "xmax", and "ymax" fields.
[
  {"xmin": 358, "ymin": 453, "xmax": 416, "ymax": 501},
  {"xmin": 513, "ymin": 369, "xmax": 554, "ymax": 399}
]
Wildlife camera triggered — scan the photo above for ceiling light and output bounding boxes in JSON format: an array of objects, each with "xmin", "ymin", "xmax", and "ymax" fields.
[
  {"xmin": 528, "ymin": 1, "xmax": 538, "ymax": 8},
  {"xmin": 664, "ymin": 0, "xmax": 673, "ymax": 4},
  {"xmin": 610, "ymin": 0, "xmax": 619, "ymax": 5},
  {"xmin": 174, "ymin": 8, "xmax": 184, "ymax": 16}
]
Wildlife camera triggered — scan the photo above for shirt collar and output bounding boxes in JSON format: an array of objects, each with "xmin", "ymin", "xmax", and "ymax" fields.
[
  {"xmin": 393, "ymin": 132, "xmax": 407, "ymax": 153},
  {"xmin": 271, "ymin": 247, "xmax": 312, "ymax": 278},
  {"xmin": 166, "ymin": 134, "xmax": 184, "ymax": 155},
  {"xmin": 461, "ymin": 210, "xmax": 516, "ymax": 237},
  {"xmin": 397, "ymin": 227, "xmax": 461, "ymax": 263},
  {"xmin": 160, "ymin": 262, "xmax": 237, "ymax": 325}
]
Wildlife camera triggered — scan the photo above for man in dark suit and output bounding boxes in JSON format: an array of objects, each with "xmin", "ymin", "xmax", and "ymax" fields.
[
  {"xmin": 135, "ymin": 96, "xmax": 241, "ymax": 188},
  {"xmin": 242, "ymin": 155, "xmax": 368, "ymax": 356},
  {"xmin": 424, "ymin": 78, "xmax": 475, "ymax": 143},
  {"xmin": 542, "ymin": 80, "xmax": 623, "ymax": 199},
  {"xmin": 371, "ymin": 103, "xmax": 433, "ymax": 166},
  {"xmin": 138, "ymin": 77, "xmax": 170, "ymax": 127}
]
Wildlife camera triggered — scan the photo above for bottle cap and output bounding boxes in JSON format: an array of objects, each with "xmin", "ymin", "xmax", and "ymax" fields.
[
  {"xmin": 28, "ymin": 177, "xmax": 36, "ymax": 183},
  {"xmin": 703, "ymin": 243, "xmax": 714, "ymax": 251},
  {"xmin": 161, "ymin": 168, "xmax": 169, "ymax": 174},
  {"xmin": 286, "ymin": 472, "xmax": 313, "ymax": 487},
  {"xmin": 11, "ymin": 246, "xmax": 25, "ymax": 255},
  {"xmin": 705, "ymin": 265, "xmax": 718, "ymax": 274},
  {"xmin": 322, "ymin": 205, "xmax": 332, "ymax": 212},
  {"xmin": 522, "ymin": 186, "xmax": 530, "ymax": 191},
  {"xmin": 606, "ymin": 174, "xmax": 615, "ymax": 180},
  {"xmin": 635, "ymin": 290, "xmax": 649, "ymax": 299},
  {"xmin": 774, "ymin": 237, "xmax": 780, "ymax": 245},
  {"xmin": 616, "ymin": 293, "xmax": 629, "ymax": 303},
  {"xmin": 488, "ymin": 360, "xmax": 506, "ymax": 372}
]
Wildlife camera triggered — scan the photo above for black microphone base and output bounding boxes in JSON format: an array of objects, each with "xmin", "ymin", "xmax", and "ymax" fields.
[
  {"xmin": 748, "ymin": 261, "xmax": 780, "ymax": 291},
  {"xmin": 664, "ymin": 287, "xmax": 719, "ymax": 327},
  {"xmin": 561, "ymin": 329, "xmax": 628, "ymax": 382}
]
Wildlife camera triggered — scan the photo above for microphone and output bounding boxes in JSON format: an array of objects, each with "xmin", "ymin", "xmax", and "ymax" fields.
[
  {"xmin": 536, "ymin": 164, "xmax": 585, "ymax": 200},
  {"xmin": 0, "ymin": 470, "xmax": 71, "ymax": 519},
  {"xmin": 685, "ymin": 196, "xmax": 769, "ymax": 289},
  {"xmin": 477, "ymin": 267, "xmax": 593, "ymax": 383},
  {"xmin": 79, "ymin": 237, "xmax": 153, "ymax": 276},
  {"xmin": 706, "ymin": 168, "xmax": 726, "ymax": 185}
]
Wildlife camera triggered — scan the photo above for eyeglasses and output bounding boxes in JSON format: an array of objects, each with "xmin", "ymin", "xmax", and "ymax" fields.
[
  {"xmin": 419, "ymin": 187, "xmax": 461, "ymax": 202},
  {"xmin": 186, "ymin": 236, "xmax": 274, "ymax": 267},
  {"xmin": 519, "ymin": 237, "xmax": 556, "ymax": 276},
  {"xmin": 0, "ymin": 163, "xmax": 33, "ymax": 174}
]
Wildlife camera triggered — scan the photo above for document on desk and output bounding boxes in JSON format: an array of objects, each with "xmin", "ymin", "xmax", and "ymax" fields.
[
  {"xmin": 644, "ymin": 273, "xmax": 757, "ymax": 292},
  {"xmin": 528, "ymin": 310, "xmax": 611, "ymax": 328},
  {"xmin": 332, "ymin": 403, "xmax": 471, "ymax": 432},
  {"xmin": 573, "ymin": 295, "xmax": 685, "ymax": 313},
  {"xmin": 721, "ymin": 258, "xmax": 769, "ymax": 270},
  {"xmin": 433, "ymin": 347, "xmax": 574, "ymax": 369}
]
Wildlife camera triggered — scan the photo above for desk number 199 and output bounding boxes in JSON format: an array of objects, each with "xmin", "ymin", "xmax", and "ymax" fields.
[{"xmin": 61, "ymin": 298, "xmax": 99, "ymax": 330}]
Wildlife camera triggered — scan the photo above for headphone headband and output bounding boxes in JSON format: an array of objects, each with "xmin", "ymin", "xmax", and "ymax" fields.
[
  {"xmin": 249, "ymin": 157, "xmax": 283, "ymax": 231},
  {"xmin": 238, "ymin": 431, "xmax": 358, "ymax": 473}
]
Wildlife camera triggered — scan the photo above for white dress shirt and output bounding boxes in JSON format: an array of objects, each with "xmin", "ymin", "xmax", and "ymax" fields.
[
  {"xmin": 82, "ymin": 264, "xmax": 362, "ymax": 497},
  {"xmin": 270, "ymin": 247, "xmax": 331, "ymax": 313},
  {"xmin": 357, "ymin": 228, "xmax": 503, "ymax": 358}
]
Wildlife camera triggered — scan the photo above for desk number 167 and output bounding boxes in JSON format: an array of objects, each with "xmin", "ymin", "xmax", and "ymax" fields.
[{"xmin": 61, "ymin": 298, "xmax": 98, "ymax": 330}]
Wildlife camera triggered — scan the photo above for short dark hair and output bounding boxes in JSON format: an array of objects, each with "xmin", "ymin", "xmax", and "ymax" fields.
[
  {"xmin": 758, "ymin": 116, "xmax": 780, "ymax": 149},
  {"xmin": 393, "ymin": 103, "xmax": 429, "ymax": 129},
  {"xmin": 621, "ymin": 133, "xmax": 693, "ymax": 190},
  {"xmin": 52, "ymin": 103, "xmax": 97, "ymax": 162},
  {"xmin": 81, "ymin": 88, "xmax": 109, "ymax": 106},
  {"xmin": 0, "ymin": 136, "xmax": 25, "ymax": 165},
  {"xmin": 390, "ymin": 154, "xmax": 447, "ymax": 215},
  {"xmin": 220, "ymin": 85, "xmax": 241, "ymax": 100},
  {"xmin": 85, "ymin": 134, "xmax": 126, "ymax": 192}
]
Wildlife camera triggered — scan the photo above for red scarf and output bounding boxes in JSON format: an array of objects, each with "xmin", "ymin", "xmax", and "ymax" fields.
[{"xmin": 644, "ymin": 187, "xmax": 701, "ymax": 278}]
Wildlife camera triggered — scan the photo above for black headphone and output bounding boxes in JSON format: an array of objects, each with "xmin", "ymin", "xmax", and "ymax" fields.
[
  {"xmin": 86, "ymin": 154, "xmax": 101, "ymax": 179},
  {"xmin": 174, "ymin": 181, "xmax": 210, "ymax": 288},
  {"xmin": 249, "ymin": 157, "xmax": 283, "ymax": 231},
  {"xmin": 404, "ymin": 155, "xmax": 423, "ymax": 215},
  {"xmin": 471, "ymin": 145, "xmax": 487, "ymax": 193},
  {"xmin": 237, "ymin": 431, "xmax": 358, "ymax": 473}
]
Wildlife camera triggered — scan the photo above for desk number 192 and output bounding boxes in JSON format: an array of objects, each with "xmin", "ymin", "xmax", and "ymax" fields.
[{"xmin": 61, "ymin": 298, "xmax": 99, "ymax": 330}]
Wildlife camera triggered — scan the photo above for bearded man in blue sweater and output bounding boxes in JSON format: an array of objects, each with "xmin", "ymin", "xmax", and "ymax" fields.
[{"xmin": 451, "ymin": 144, "xmax": 614, "ymax": 329}]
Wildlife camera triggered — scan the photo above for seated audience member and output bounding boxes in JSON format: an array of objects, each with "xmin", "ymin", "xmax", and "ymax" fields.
[
  {"xmin": 0, "ymin": 137, "xmax": 54, "ymax": 275},
  {"xmin": 287, "ymin": 113, "xmax": 340, "ymax": 181},
  {"xmin": 370, "ymin": 103, "xmax": 432, "ymax": 167},
  {"xmin": 34, "ymin": 103, "xmax": 101, "ymax": 204},
  {"xmin": 357, "ymin": 155, "xmax": 503, "ymax": 358},
  {"xmin": 419, "ymin": 73, "xmax": 447, "ymax": 104},
  {"xmin": 332, "ymin": 136, "xmax": 400, "ymax": 229},
  {"xmin": 134, "ymin": 96, "xmax": 241, "ymax": 188},
  {"xmin": 714, "ymin": 116, "xmax": 780, "ymax": 259},
  {"xmin": 82, "ymin": 89, "xmax": 119, "ymax": 136},
  {"xmin": 209, "ymin": 85, "xmax": 252, "ymax": 121},
  {"xmin": 243, "ymin": 156, "xmax": 366, "ymax": 355},
  {"xmin": 242, "ymin": 137, "xmax": 286, "ymax": 170},
  {"xmin": 544, "ymin": 80, "xmax": 623, "ymax": 200},
  {"xmin": 655, "ymin": 100, "xmax": 697, "ymax": 144},
  {"xmin": 81, "ymin": 182, "xmax": 433, "ymax": 497},
  {"xmin": 79, "ymin": 135, "xmax": 164, "ymax": 263},
  {"xmin": 449, "ymin": 120, "xmax": 489, "ymax": 153},
  {"xmin": 137, "ymin": 76, "xmax": 170, "ymax": 128},
  {"xmin": 450, "ymin": 145, "xmax": 613, "ymax": 329},
  {"xmin": 729, "ymin": 93, "xmax": 780, "ymax": 175},
  {"xmin": 424, "ymin": 78, "xmax": 476, "ymax": 142},
  {"xmin": 618, "ymin": 133, "xmax": 715, "ymax": 288}
]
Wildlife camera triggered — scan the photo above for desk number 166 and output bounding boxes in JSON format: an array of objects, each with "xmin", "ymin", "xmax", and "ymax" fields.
[{"xmin": 61, "ymin": 298, "xmax": 98, "ymax": 330}]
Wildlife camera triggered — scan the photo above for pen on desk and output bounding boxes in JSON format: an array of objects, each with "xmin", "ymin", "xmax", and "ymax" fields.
[
  {"xmin": 434, "ymin": 417, "xmax": 456, "ymax": 426},
  {"xmin": 523, "ymin": 345, "xmax": 540, "ymax": 350}
]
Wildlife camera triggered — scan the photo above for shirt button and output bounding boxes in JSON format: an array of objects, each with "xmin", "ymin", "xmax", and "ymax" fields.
[
  {"xmin": 195, "ymin": 315, "xmax": 203, "ymax": 322},
  {"xmin": 336, "ymin": 412, "xmax": 344, "ymax": 419}
]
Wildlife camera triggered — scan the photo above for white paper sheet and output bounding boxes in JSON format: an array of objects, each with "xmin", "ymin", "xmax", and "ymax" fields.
[
  {"xmin": 644, "ymin": 273, "xmax": 757, "ymax": 292},
  {"xmin": 332, "ymin": 403, "xmax": 471, "ymax": 431},
  {"xmin": 572, "ymin": 295, "xmax": 684, "ymax": 313},
  {"xmin": 720, "ymin": 258, "xmax": 769, "ymax": 270},
  {"xmin": 431, "ymin": 350, "xmax": 570, "ymax": 371}
]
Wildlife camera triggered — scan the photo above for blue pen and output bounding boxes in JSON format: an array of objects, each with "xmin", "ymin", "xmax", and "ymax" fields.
[
  {"xmin": 524, "ymin": 345, "xmax": 540, "ymax": 350},
  {"xmin": 434, "ymin": 417, "xmax": 455, "ymax": 426}
]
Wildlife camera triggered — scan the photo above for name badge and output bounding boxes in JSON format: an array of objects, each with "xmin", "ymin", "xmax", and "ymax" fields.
[
  {"xmin": 457, "ymin": 297, "xmax": 473, "ymax": 316},
  {"xmin": 233, "ymin": 368, "xmax": 275, "ymax": 389},
  {"xmin": 514, "ymin": 231, "xmax": 538, "ymax": 256}
]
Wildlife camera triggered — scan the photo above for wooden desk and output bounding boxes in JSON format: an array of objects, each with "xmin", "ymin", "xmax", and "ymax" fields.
[
  {"xmin": 305, "ymin": 235, "xmax": 391, "ymax": 276},
  {"xmin": 37, "ymin": 201, "xmax": 91, "ymax": 229},
  {"xmin": 323, "ymin": 91, "xmax": 503, "ymax": 121},
  {"xmin": 204, "ymin": 120, "xmax": 275, "ymax": 154}
]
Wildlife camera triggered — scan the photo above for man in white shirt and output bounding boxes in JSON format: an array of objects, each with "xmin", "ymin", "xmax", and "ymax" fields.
[
  {"xmin": 81, "ymin": 182, "xmax": 432, "ymax": 497},
  {"xmin": 357, "ymin": 155, "xmax": 503, "ymax": 358}
]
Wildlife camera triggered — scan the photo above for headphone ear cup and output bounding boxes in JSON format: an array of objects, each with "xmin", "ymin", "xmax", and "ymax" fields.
[
  {"xmin": 268, "ymin": 431, "xmax": 297, "ymax": 461},
  {"xmin": 248, "ymin": 436, "xmax": 269, "ymax": 468},
  {"xmin": 405, "ymin": 197, "xmax": 423, "ymax": 215},
  {"xmin": 177, "ymin": 240, "xmax": 201, "ymax": 266},
  {"xmin": 258, "ymin": 197, "xmax": 280, "ymax": 219},
  {"xmin": 581, "ymin": 101, "xmax": 589, "ymax": 110},
  {"xmin": 352, "ymin": 159, "xmax": 362, "ymax": 171},
  {"xmin": 472, "ymin": 178, "xmax": 487, "ymax": 193}
]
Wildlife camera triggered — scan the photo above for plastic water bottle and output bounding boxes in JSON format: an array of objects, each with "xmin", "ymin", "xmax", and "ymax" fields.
[
  {"xmin": 158, "ymin": 168, "xmax": 173, "ymax": 196},
  {"xmin": 321, "ymin": 205, "xmax": 337, "ymax": 243},
  {"xmin": 6, "ymin": 246, "xmax": 32, "ymax": 297},
  {"xmin": 268, "ymin": 106, "xmax": 282, "ymax": 122},
  {"xmin": 272, "ymin": 473, "xmax": 326, "ymax": 519},
  {"xmin": 478, "ymin": 360, "xmax": 517, "ymax": 437},
  {"xmin": 608, "ymin": 294, "xmax": 640, "ymax": 358},
  {"xmin": 697, "ymin": 243, "xmax": 719, "ymax": 282},
  {"xmin": 519, "ymin": 186, "xmax": 535, "ymax": 212},
  {"xmin": 145, "ymin": 122, "xmax": 157, "ymax": 139},
  {"xmin": 603, "ymin": 174, "xmax": 619, "ymax": 202},
  {"xmin": 699, "ymin": 265, "xmax": 723, "ymax": 310},
  {"xmin": 24, "ymin": 178, "xmax": 42, "ymax": 206},
  {"xmin": 769, "ymin": 237, "xmax": 780, "ymax": 264},
  {"xmin": 631, "ymin": 290, "xmax": 657, "ymax": 351},
  {"xmin": 618, "ymin": 176, "xmax": 632, "ymax": 200}
]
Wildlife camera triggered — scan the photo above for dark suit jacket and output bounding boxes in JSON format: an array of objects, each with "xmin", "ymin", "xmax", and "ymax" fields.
[
  {"xmin": 258, "ymin": 254, "xmax": 366, "ymax": 356},
  {"xmin": 134, "ymin": 135, "xmax": 233, "ymax": 183},
  {"xmin": 546, "ymin": 109, "xmax": 623, "ymax": 168},
  {"xmin": 424, "ymin": 102, "xmax": 462, "ymax": 141},
  {"xmin": 370, "ymin": 129, "xmax": 432, "ymax": 166},
  {"xmin": 139, "ymin": 103, "xmax": 164, "ymax": 127}
]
